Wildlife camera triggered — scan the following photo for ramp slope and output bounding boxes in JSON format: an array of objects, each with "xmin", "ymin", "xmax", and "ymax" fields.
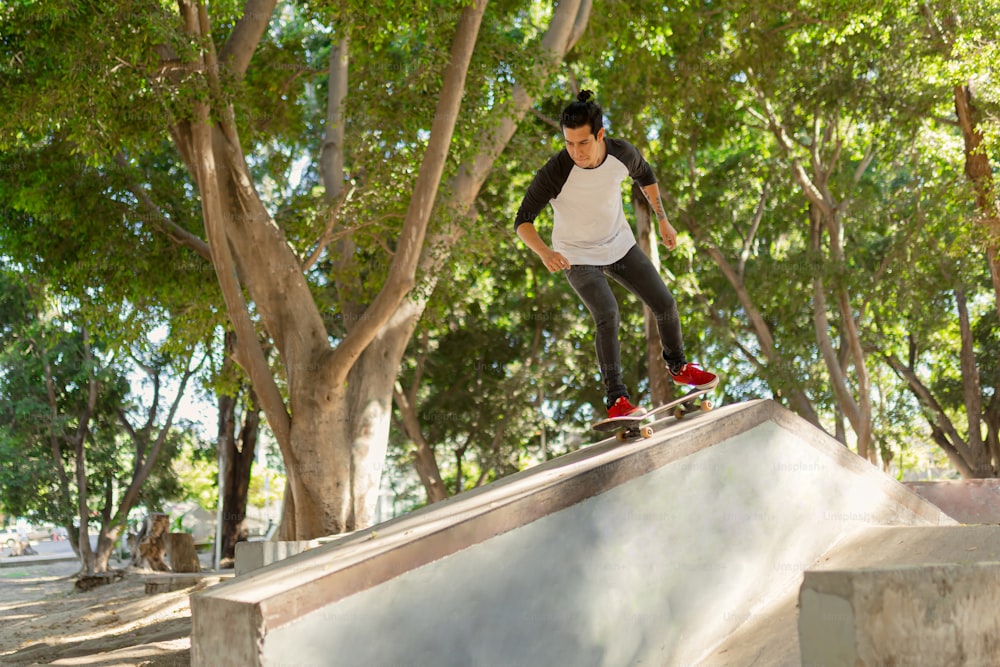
[{"xmin": 191, "ymin": 400, "xmax": 952, "ymax": 666}]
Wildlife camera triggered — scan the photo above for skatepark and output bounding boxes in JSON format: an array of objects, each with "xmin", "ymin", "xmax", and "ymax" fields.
[{"xmin": 191, "ymin": 399, "xmax": 1000, "ymax": 666}]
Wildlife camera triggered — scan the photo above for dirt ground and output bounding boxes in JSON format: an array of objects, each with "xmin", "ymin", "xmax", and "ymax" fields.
[{"xmin": 0, "ymin": 559, "xmax": 221, "ymax": 666}]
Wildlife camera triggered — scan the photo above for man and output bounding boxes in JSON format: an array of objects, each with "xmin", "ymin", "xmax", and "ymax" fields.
[{"xmin": 514, "ymin": 90, "xmax": 717, "ymax": 419}]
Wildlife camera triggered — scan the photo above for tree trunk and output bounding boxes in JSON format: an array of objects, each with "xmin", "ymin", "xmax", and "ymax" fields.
[
  {"xmin": 948, "ymin": 80, "xmax": 1000, "ymax": 476},
  {"xmin": 218, "ymin": 391, "xmax": 259, "ymax": 564},
  {"xmin": 130, "ymin": 513, "xmax": 171, "ymax": 571},
  {"xmin": 217, "ymin": 332, "xmax": 261, "ymax": 566},
  {"xmin": 955, "ymin": 288, "xmax": 992, "ymax": 476},
  {"xmin": 954, "ymin": 83, "xmax": 1000, "ymax": 320},
  {"xmin": 633, "ymin": 183, "xmax": 673, "ymax": 406},
  {"xmin": 173, "ymin": 0, "xmax": 587, "ymax": 540},
  {"xmin": 74, "ymin": 416, "xmax": 91, "ymax": 568},
  {"xmin": 74, "ymin": 330, "xmax": 99, "ymax": 574},
  {"xmin": 281, "ymin": 1, "xmax": 488, "ymax": 538},
  {"xmin": 90, "ymin": 528, "xmax": 121, "ymax": 574},
  {"xmin": 394, "ymin": 376, "xmax": 449, "ymax": 504},
  {"xmin": 754, "ymin": 90, "xmax": 875, "ymax": 458}
]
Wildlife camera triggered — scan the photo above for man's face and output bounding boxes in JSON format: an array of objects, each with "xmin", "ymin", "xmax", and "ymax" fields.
[{"xmin": 562, "ymin": 124, "xmax": 605, "ymax": 169}]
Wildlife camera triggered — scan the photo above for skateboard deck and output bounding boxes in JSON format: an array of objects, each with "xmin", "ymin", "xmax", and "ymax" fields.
[{"xmin": 592, "ymin": 386, "xmax": 715, "ymax": 441}]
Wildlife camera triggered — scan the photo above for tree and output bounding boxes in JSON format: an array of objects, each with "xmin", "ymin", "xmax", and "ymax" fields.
[
  {"xmin": 293, "ymin": 0, "xmax": 592, "ymax": 533},
  {"xmin": 0, "ymin": 271, "xmax": 203, "ymax": 572},
  {"xmin": 920, "ymin": 0, "xmax": 1000, "ymax": 318},
  {"xmin": 8, "ymin": 0, "xmax": 997, "ymax": 510},
  {"xmin": 572, "ymin": 0, "xmax": 999, "ymax": 476},
  {"xmin": 1, "ymin": 0, "xmax": 593, "ymax": 538},
  {"xmin": 216, "ymin": 330, "xmax": 262, "ymax": 566}
]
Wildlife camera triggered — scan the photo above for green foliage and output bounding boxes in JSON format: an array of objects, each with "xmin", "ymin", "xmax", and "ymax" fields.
[
  {"xmin": 3, "ymin": 0, "xmax": 1000, "ymax": 515},
  {"xmin": 0, "ymin": 272, "xmax": 107, "ymax": 525},
  {"xmin": 0, "ymin": 266, "xmax": 205, "ymax": 531},
  {"xmin": 247, "ymin": 461, "xmax": 284, "ymax": 511},
  {"xmin": 172, "ymin": 437, "xmax": 219, "ymax": 511},
  {"xmin": 565, "ymin": 0, "xmax": 1000, "ymax": 472}
]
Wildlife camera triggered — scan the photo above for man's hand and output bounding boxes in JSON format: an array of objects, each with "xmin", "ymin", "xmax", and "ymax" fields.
[
  {"xmin": 540, "ymin": 248, "xmax": 571, "ymax": 272},
  {"xmin": 517, "ymin": 222, "xmax": 571, "ymax": 272},
  {"xmin": 659, "ymin": 218, "xmax": 678, "ymax": 251}
]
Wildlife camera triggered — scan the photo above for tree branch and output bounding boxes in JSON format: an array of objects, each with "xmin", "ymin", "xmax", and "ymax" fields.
[
  {"xmin": 852, "ymin": 143, "xmax": 876, "ymax": 188},
  {"xmin": 302, "ymin": 180, "xmax": 355, "ymax": 271},
  {"xmin": 329, "ymin": 0, "xmax": 489, "ymax": 384},
  {"xmin": 179, "ymin": 0, "xmax": 293, "ymax": 455},
  {"xmin": 567, "ymin": 0, "xmax": 593, "ymax": 50},
  {"xmin": 116, "ymin": 351, "xmax": 205, "ymax": 524},
  {"xmin": 884, "ymin": 351, "xmax": 977, "ymax": 477},
  {"xmin": 955, "ymin": 288, "xmax": 986, "ymax": 457},
  {"xmin": 682, "ymin": 205, "xmax": 821, "ymax": 426},
  {"xmin": 392, "ymin": 382, "xmax": 448, "ymax": 503},
  {"xmin": 217, "ymin": 0, "xmax": 278, "ymax": 77},
  {"xmin": 530, "ymin": 106, "xmax": 561, "ymax": 131},
  {"xmin": 113, "ymin": 153, "xmax": 212, "ymax": 261},
  {"xmin": 40, "ymin": 350, "xmax": 73, "ymax": 513},
  {"xmin": 413, "ymin": 0, "xmax": 588, "ymax": 291},
  {"xmin": 738, "ymin": 183, "xmax": 769, "ymax": 278},
  {"xmin": 809, "ymin": 208, "xmax": 862, "ymax": 436},
  {"xmin": 752, "ymin": 88, "xmax": 833, "ymax": 218}
]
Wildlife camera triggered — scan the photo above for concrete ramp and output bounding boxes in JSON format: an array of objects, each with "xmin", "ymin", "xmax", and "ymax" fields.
[{"xmin": 191, "ymin": 400, "xmax": 952, "ymax": 666}]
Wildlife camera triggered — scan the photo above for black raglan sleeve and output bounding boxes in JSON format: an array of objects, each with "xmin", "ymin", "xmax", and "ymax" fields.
[
  {"xmin": 605, "ymin": 138, "xmax": 657, "ymax": 187},
  {"xmin": 514, "ymin": 151, "xmax": 573, "ymax": 231}
]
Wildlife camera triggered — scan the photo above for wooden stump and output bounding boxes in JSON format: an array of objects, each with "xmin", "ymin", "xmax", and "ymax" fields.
[
  {"xmin": 130, "ymin": 513, "xmax": 170, "ymax": 571},
  {"xmin": 165, "ymin": 532, "xmax": 201, "ymax": 573}
]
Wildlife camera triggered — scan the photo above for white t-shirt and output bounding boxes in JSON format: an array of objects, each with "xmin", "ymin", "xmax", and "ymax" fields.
[{"xmin": 514, "ymin": 137, "xmax": 657, "ymax": 266}]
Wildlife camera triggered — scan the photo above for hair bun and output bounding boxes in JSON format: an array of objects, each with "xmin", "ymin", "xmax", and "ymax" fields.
[{"xmin": 577, "ymin": 89, "xmax": 594, "ymax": 103}]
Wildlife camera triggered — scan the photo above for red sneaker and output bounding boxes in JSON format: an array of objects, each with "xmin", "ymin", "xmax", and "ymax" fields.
[
  {"xmin": 670, "ymin": 363, "xmax": 719, "ymax": 390},
  {"xmin": 608, "ymin": 396, "xmax": 645, "ymax": 419}
]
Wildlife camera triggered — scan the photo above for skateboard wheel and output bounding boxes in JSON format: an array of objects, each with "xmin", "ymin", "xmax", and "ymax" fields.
[
  {"xmin": 616, "ymin": 431, "xmax": 628, "ymax": 442},
  {"xmin": 701, "ymin": 400, "xmax": 713, "ymax": 411},
  {"xmin": 641, "ymin": 426, "xmax": 654, "ymax": 438},
  {"xmin": 673, "ymin": 407, "xmax": 685, "ymax": 420}
]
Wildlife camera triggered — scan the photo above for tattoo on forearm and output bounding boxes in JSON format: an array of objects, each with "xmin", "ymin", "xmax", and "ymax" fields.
[
  {"xmin": 643, "ymin": 188, "xmax": 668, "ymax": 220},
  {"xmin": 652, "ymin": 199, "xmax": 666, "ymax": 220}
]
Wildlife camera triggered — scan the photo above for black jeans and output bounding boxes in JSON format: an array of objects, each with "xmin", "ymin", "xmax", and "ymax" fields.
[{"xmin": 564, "ymin": 244, "xmax": 684, "ymax": 405}]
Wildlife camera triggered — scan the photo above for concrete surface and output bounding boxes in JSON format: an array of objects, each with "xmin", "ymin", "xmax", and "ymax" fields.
[
  {"xmin": 801, "ymin": 564, "xmax": 1000, "ymax": 666},
  {"xmin": 800, "ymin": 529, "xmax": 1000, "ymax": 666},
  {"xmin": 234, "ymin": 540, "xmax": 319, "ymax": 577},
  {"xmin": 190, "ymin": 400, "xmax": 954, "ymax": 667},
  {"xmin": 702, "ymin": 524, "xmax": 1000, "ymax": 666},
  {"xmin": 905, "ymin": 479, "xmax": 1000, "ymax": 524}
]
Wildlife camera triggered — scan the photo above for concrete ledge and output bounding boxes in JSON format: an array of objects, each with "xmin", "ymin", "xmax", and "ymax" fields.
[
  {"xmin": 905, "ymin": 479, "xmax": 1000, "ymax": 524},
  {"xmin": 142, "ymin": 572, "xmax": 231, "ymax": 595},
  {"xmin": 796, "ymin": 525, "xmax": 1000, "ymax": 666},
  {"xmin": 234, "ymin": 540, "xmax": 320, "ymax": 577},
  {"xmin": 191, "ymin": 400, "xmax": 953, "ymax": 667},
  {"xmin": 800, "ymin": 561, "xmax": 1000, "ymax": 665},
  {"xmin": 0, "ymin": 553, "xmax": 79, "ymax": 568},
  {"xmin": 705, "ymin": 525, "xmax": 1000, "ymax": 664}
]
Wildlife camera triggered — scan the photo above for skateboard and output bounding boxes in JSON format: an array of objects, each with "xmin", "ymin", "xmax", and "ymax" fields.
[{"xmin": 592, "ymin": 386, "xmax": 715, "ymax": 442}]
